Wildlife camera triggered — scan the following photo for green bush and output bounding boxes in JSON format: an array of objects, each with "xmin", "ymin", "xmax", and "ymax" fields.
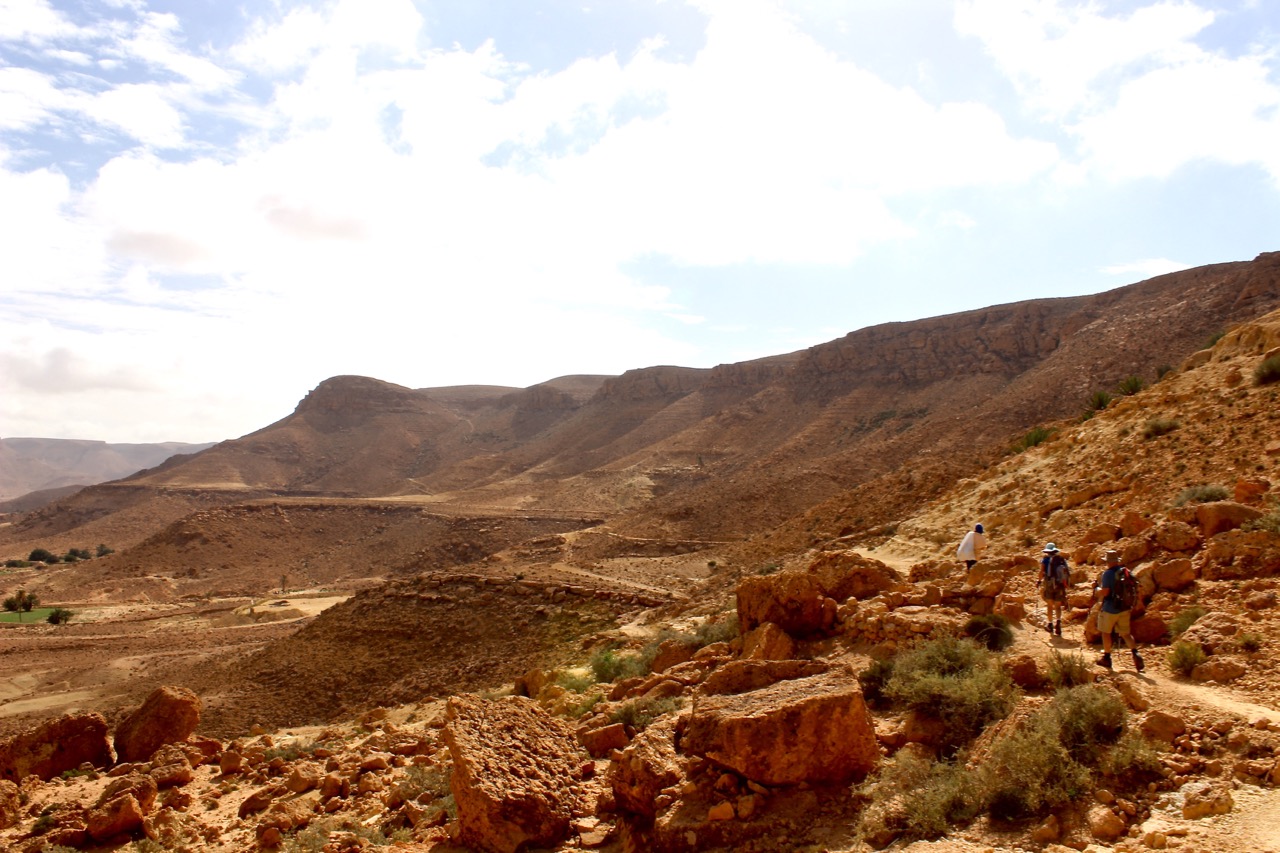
[
  {"xmin": 1086, "ymin": 390, "xmax": 1113, "ymax": 413},
  {"xmin": 1243, "ymin": 510, "xmax": 1280, "ymax": 535},
  {"xmin": 96, "ymin": 543, "xmax": 114, "ymax": 557},
  {"xmin": 1206, "ymin": 331, "xmax": 1225, "ymax": 348},
  {"xmin": 883, "ymin": 637, "xmax": 1016, "ymax": 751},
  {"xmin": 1100, "ymin": 729, "xmax": 1164, "ymax": 785},
  {"xmin": 1168, "ymin": 641, "xmax": 1207, "ymax": 676},
  {"xmin": 589, "ymin": 647, "xmax": 651, "ymax": 683},
  {"xmin": 1116, "ymin": 375, "xmax": 1146, "ymax": 396},
  {"xmin": 978, "ymin": 711, "xmax": 1091, "ymax": 820},
  {"xmin": 858, "ymin": 753, "xmax": 978, "ymax": 843},
  {"xmin": 1169, "ymin": 605, "xmax": 1207, "ymax": 637},
  {"xmin": 46, "ymin": 608, "xmax": 73, "ymax": 625},
  {"xmin": 964, "ymin": 613, "xmax": 1014, "ymax": 651},
  {"xmin": 694, "ymin": 613, "xmax": 739, "ymax": 647},
  {"xmin": 1050, "ymin": 685, "xmax": 1126, "ymax": 766},
  {"xmin": 1239, "ymin": 632, "xmax": 1263, "ymax": 653},
  {"xmin": 3, "ymin": 559, "xmax": 31, "ymax": 568},
  {"xmin": 611, "ymin": 695, "xmax": 681, "ymax": 731},
  {"xmin": 858, "ymin": 658, "xmax": 896, "ymax": 709},
  {"xmin": 1254, "ymin": 355, "xmax": 1280, "ymax": 386},
  {"xmin": 1156, "ymin": 364, "xmax": 1174, "ymax": 380},
  {"xmin": 1142, "ymin": 417, "xmax": 1180, "ymax": 439},
  {"xmin": 28, "ymin": 548, "xmax": 56, "ymax": 562},
  {"xmin": 1012, "ymin": 426, "xmax": 1055, "ymax": 453},
  {"xmin": 1046, "ymin": 649, "xmax": 1093, "ymax": 690},
  {"xmin": 1173, "ymin": 484, "xmax": 1229, "ymax": 506},
  {"xmin": 554, "ymin": 669, "xmax": 595, "ymax": 693}
]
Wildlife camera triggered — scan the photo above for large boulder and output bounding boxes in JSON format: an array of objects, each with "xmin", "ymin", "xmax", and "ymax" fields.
[
  {"xmin": 0, "ymin": 712, "xmax": 113, "ymax": 783},
  {"xmin": 607, "ymin": 716, "xmax": 683, "ymax": 819},
  {"xmin": 114, "ymin": 686, "xmax": 201, "ymax": 763},
  {"xmin": 0, "ymin": 779, "xmax": 20, "ymax": 829},
  {"xmin": 682, "ymin": 667, "xmax": 879, "ymax": 786},
  {"xmin": 1152, "ymin": 558, "xmax": 1197, "ymax": 592},
  {"xmin": 445, "ymin": 694, "xmax": 586, "ymax": 853},
  {"xmin": 739, "ymin": 622, "xmax": 796, "ymax": 661},
  {"xmin": 1180, "ymin": 612, "xmax": 1240, "ymax": 655},
  {"xmin": 1195, "ymin": 501, "xmax": 1265, "ymax": 537},
  {"xmin": 1197, "ymin": 530, "xmax": 1280, "ymax": 580},
  {"xmin": 1153, "ymin": 522, "xmax": 1200, "ymax": 552},
  {"xmin": 737, "ymin": 553, "xmax": 901, "ymax": 636}
]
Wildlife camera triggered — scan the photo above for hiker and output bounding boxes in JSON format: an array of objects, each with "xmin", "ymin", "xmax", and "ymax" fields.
[
  {"xmin": 1093, "ymin": 549, "xmax": 1144, "ymax": 672},
  {"xmin": 956, "ymin": 523, "xmax": 986, "ymax": 570},
  {"xmin": 1037, "ymin": 542, "xmax": 1069, "ymax": 636}
]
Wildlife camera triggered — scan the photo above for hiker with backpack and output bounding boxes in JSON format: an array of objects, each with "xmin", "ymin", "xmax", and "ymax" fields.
[
  {"xmin": 956, "ymin": 523, "xmax": 986, "ymax": 570},
  {"xmin": 1093, "ymin": 549, "xmax": 1144, "ymax": 672},
  {"xmin": 1036, "ymin": 542, "xmax": 1070, "ymax": 636}
]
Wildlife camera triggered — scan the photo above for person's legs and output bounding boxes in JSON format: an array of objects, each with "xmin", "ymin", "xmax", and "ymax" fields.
[{"xmin": 1097, "ymin": 610, "xmax": 1118, "ymax": 667}]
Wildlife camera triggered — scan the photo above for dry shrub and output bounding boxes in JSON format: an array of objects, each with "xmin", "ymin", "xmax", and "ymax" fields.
[
  {"xmin": 857, "ymin": 752, "xmax": 978, "ymax": 844},
  {"xmin": 1168, "ymin": 641, "xmax": 1206, "ymax": 676},
  {"xmin": 1046, "ymin": 649, "xmax": 1092, "ymax": 689},
  {"xmin": 883, "ymin": 637, "xmax": 1016, "ymax": 752}
]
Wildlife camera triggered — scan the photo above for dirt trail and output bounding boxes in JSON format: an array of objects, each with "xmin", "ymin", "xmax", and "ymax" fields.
[{"xmin": 1011, "ymin": 621, "xmax": 1280, "ymax": 853}]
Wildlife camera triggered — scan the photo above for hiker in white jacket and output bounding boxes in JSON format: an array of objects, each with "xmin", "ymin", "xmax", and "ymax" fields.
[{"xmin": 957, "ymin": 523, "xmax": 986, "ymax": 569}]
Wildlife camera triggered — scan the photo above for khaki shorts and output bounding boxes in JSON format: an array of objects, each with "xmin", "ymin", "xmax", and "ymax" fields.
[{"xmin": 1097, "ymin": 608, "xmax": 1131, "ymax": 636}]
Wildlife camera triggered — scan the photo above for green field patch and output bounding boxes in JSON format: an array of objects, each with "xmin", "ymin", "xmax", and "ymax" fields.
[{"xmin": 0, "ymin": 608, "xmax": 55, "ymax": 624}]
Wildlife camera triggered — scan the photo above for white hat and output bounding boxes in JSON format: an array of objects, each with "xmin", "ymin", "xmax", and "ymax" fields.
[{"xmin": 1043, "ymin": 543, "xmax": 1059, "ymax": 553}]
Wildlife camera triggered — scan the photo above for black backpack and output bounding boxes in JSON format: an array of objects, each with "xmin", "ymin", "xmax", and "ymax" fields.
[
  {"xmin": 1108, "ymin": 566, "xmax": 1138, "ymax": 611},
  {"xmin": 1043, "ymin": 555, "xmax": 1069, "ymax": 595}
]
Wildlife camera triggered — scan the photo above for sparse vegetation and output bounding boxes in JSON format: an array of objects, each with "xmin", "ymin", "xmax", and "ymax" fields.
[
  {"xmin": 1169, "ymin": 605, "xmax": 1207, "ymax": 637},
  {"xmin": 1243, "ymin": 509, "xmax": 1280, "ymax": 534},
  {"xmin": 589, "ymin": 646, "xmax": 653, "ymax": 683},
  {"xmin": 1168, "ymin": 641, "xmax": 1207, "ymax": 676},
  {"xmin": 1206, "ymin": 330, "xmax": 1226, "ymax": 348},
  {"xmin": 611, "ymin": 695, "xmax": 681, "ymax": 731},
  {"xmin": 978, "ymin": 709, "xmax": 1092, "ymax": 820},
  {"xmin": 857, "ymin": 657, "xmax": 896, "ymax": 709},
  {"xmin": 2, "ymin": 589, "xmax": 39, "ymax": 621},
  {"xmin": 1156, "ymin": 364, "xmax": 1174, "ymax": 380},
  {"xmin": 3, "ymin": 559, "xmax": 31, "ymax": 568},
  {"xmin": 1116, "ymin": 375, "xmax": 1146, "ymax": 396},
  {"xmin": 1173, "ymin": 484, "xmax": 1229, "ymax": 506},
  {"xmin": 46, "ymin": 608, "xmax": 74, "ymax": 625},
  {"xmin": 1050, "ymin": 685, "xmax": 1126, "ymax": 766},
  {"xmin": 28, "ymin": 548, "xmax": 56, "ymax": 562},
  {"xmin": 1012, "ymin": 425, "xmax": 1055, "ymax": 454},
  {"xmin": 1142, "ymin": 417, "xmax": 1180, "ymax": 439},
  {"xmin": 963, "ymin": 613, "xmax": 1013, "ymax": 651},
  {"xmin": 1239, "ymin": 632, "xmax": 1263, "ymax": 653},
  {"xmin": 1256, "ymin": 356, "xmax": 1280, "ymax": 386},
  {"xmin": 1046, "ymin": 649, "xmax": 1093, "ymax": 689},
  {"xmin": 882, "ymin": 637, "xmax": 1015, "ymax": 752},
  {"xmin": 1082, "ymin": 390, "xmax": 1113, "ymax": 420},
  {"xmin": 693, "ymin": 613, "xmax": 739, "ymax": 647},
  {"xmin": 858, "ymin": 752, "xmax": 978, "ymax": 843}
]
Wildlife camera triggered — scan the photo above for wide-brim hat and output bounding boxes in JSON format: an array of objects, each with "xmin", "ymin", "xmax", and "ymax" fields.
[
  {"xmin": 1104, "ymin": 549, "xmax": 1122, "ymax": 564},
  {"xmin": 1043, "ymin": 543, "xmax": 1058, "ymax": 553}
]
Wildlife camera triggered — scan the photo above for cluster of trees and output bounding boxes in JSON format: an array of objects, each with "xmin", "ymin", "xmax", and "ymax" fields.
[
  {"xmin": 1, "ymin": 589, "xmax": 72, "ymax": 624},
  {"xmin": 4, "ymin": 543, "xmax": 112, "ymax": 568}
]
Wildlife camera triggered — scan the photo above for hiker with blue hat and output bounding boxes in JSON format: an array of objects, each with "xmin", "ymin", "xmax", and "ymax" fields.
[
  {"xmin": 1037, "ymin": 542, "xmax": 1070, "ymax": 636},
  {"xmin": 956, "ymin": 523, "xmax": 986, "ymax": 570}
]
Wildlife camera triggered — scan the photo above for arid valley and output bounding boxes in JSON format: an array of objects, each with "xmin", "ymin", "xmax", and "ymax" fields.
[{"xmin": 3, "ymin": 253, "xmax": 1280, "ymax": 853}]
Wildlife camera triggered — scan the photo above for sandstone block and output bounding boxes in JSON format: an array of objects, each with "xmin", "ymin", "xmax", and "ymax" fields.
[
  {"xmin": 87, "ymin": 793, "xmax": 144, "ymax": 841},
  {"xmin": 1153, "ymin": 522, "xmax": 1199, "ymax": 552},
  {"xmin": 1234, "ymin": 478, "xmax": 1270, "ymax": 505},
  {"xmin": 0, "ymin": 779, "xmax": 19, "ymax": 829},
  {"xmin": 1141, "ymin": 710, "xmax": 1186, "ymax": 743},
  {"xmin": 1192, "ymin": 657, "xmax": 1247, "ymax": 683},
  {"xmin": 1120, "ymin": 511, "xmax": 1154, "ymax": 538},
  {"xmin": 1081, "ymin": 523, "xmax": 1121, "ymax": 545},
  {"xmin": 0, "ymin": 712, "xmax": 113, "ymax": 783},
  {"xmin": 1195, "ymin": 501, "xmax": 1264, "ymax": 537},
  {"xmin": 650, "ymin": 639, "xmax": 696, "ymax": 674},
  {"xmin": 1180, "ymin": 612, "xmax": 1239, "ymax": 655},
  {"xmin": 1153, "ymin": 558, "xmax": 1196, "ymax": 592},
  {"xmin": 1088, "ymin": 805, "xmax": 1126, "ymax": 842},
  {"xmin": 1131, "ymin": 614, "xmax": 1170, "ymax": 645},
  {"xmin": 577, "ymin": 723, "xmax": 629, "ymax": 758},
  {"xmin": 114, "ymin": 686, "xmax": 201, "ymax": 764},
  {"xmin": 1181, "ymin": 781, "xmax": 1233, "ymax": 819},
  {"xmin": 739, "ymin": 622, "xmax": 796, "ymax": 661},
  {"xmin": 445, "ymin": 694, "xmax": 585, "ymax": 853},
  {"xmin": 683, "ymin": 668, "xmax": 878, "ymax": 785},
  {"xmin": 607, "ymin": 717, "xmax": 682, "ymax": 819}
]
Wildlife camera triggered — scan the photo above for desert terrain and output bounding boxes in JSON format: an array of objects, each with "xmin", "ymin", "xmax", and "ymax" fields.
[{"xmin": 0, "ymin": 253, "xmax": 1279, "ymax": 852}]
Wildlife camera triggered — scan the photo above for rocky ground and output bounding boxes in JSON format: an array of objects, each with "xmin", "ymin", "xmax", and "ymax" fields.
[{"xmin": 1, "ymin": 300, "xmax": 1278, "ymax": 852}]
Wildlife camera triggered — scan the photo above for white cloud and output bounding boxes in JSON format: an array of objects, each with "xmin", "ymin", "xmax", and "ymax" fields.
[
  {"xmin": 1101, "ymin": 257, "xmax": 1191, "ymax": 279},
  {"xmin": 0, "ymin": 0, "xmax": 78, "ymax": 43},
  {"xmin": 957, "ymin": 0, "xmax": 1280, "ymax": 183}
]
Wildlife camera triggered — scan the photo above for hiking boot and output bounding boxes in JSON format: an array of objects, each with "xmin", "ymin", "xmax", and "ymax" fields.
[
  {"xmin": 1096, "ymin": 653, "xmax": 1113, "ymax": 670},
  {"xmin": 1054, "ymin": 620, "xmax": 1062, "ymax": 636},
  {"xmin": 1133, "ymin": 651, "xmax": 1145, "ymax": 672},
  {"xmin": 1045, "ymin": 623, "xmax": 1053, "ymax": 634}
]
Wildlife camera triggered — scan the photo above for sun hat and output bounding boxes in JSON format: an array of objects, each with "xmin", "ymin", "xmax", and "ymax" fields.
[
  {"xmin": 1104, "ymin": 549, "xmax": 1121, "ymax": 564},
  {"xmin": 1043, "ymin": 542, "xmax": 1058, "ymax": 553}
]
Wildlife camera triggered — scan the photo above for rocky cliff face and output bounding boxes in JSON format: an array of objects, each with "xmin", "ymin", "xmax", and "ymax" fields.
[{"xmin": 5, "ymin": 253, "xmax": 1279, "ymax": 556}]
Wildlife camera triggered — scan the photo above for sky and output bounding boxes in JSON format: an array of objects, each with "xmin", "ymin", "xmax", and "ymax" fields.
[{"xmin": 2, "ymin": 0, "xmax": 1278, "ymax": 444}]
